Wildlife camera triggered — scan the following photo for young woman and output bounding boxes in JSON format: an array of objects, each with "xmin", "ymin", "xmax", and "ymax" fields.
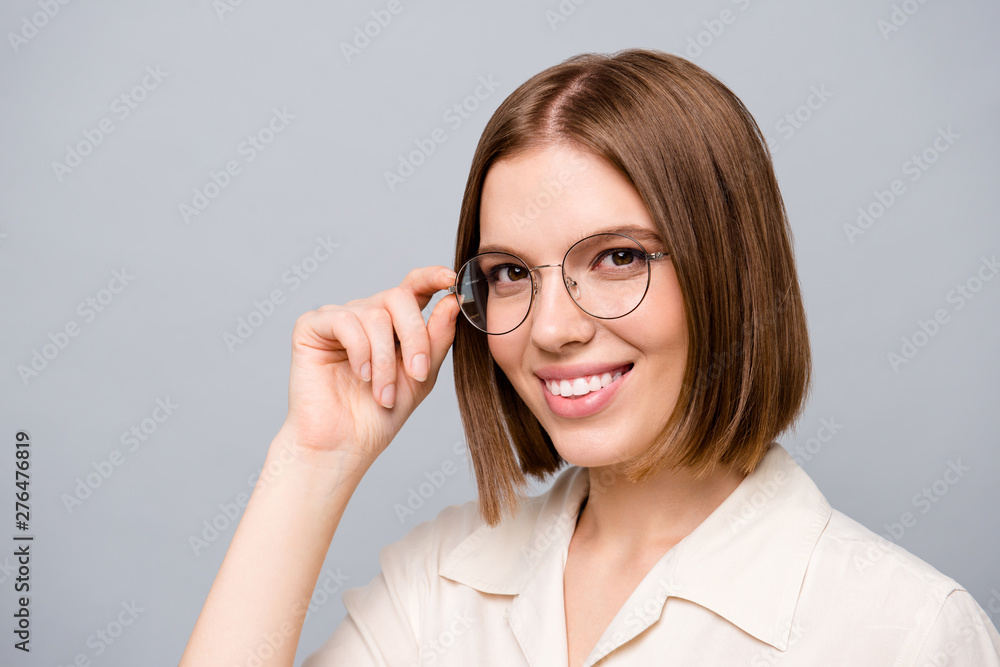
[{"xmin": 182, "ymin": 49, "xmax": 1000, "ymax": 666}]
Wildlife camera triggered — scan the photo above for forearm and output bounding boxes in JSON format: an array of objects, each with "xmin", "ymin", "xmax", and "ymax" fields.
[{"xmin": 181, "ymin": 429, "xmax": 370, "ymax": 666}]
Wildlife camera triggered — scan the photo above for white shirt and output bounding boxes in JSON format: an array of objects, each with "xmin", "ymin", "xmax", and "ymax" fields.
[{"xmin": 303, "ymin": 444, "xmax": 1000, "ymax": 666}]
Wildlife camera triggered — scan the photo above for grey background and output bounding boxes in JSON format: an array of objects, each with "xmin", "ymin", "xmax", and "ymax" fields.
[{"xmin": 0, "ymin": 0, "xmax": 998, "ymax": 664}]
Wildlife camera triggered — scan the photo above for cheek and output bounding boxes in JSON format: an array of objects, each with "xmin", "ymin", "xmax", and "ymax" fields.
[
  {"xmin": 619, "ymin": 301, "xmax": 689, "ymax": 381},
  {"xmin": 487, "ymin": 333, "xmax": 531, "ymax": 388},
  {"xmin": 640, "ymin": 282, "xmax": 688, "ymax": 352},
  {"xmin": 486, "ymin": 335, "xmax": 516, "ymax": 375}
]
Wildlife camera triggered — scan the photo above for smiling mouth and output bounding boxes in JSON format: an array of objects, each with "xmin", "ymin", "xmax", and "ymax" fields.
[{"xmin": 542, "ymin": 363, "xmax": 634, "ymax": 399}]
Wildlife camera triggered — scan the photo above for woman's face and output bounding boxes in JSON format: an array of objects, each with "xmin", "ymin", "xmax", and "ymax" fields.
[{"xmin": 479, "ymin": 143, "xmax": 689, "ymax": 468}]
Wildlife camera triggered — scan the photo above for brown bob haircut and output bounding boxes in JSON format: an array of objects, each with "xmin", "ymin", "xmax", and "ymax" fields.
[{"xmin": 452, "ymin": 48, "xmax": 811, "ymax": 526}]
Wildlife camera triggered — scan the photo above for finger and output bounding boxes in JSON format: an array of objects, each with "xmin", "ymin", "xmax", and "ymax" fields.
[
  {"xmin": 357, "ymin": 307, "xmax": 398, "ymax": 408},
  {"xmin": 381, "ymin": 286, "xmax": 432, "ymax": 382},
  {"xmin": 399, "ymin": 265, "xmax": 458, "ymax": 311},
  {"xmin": 425, "ymin": 287, "xmax": 461, "ymax": 381},
  {"xmin": 325, "ymin": 309, "xmax": 372, "ymax": 382},
  {"xmin": 293, "ymin": 309, "xmax": 372, "ymax": 380}
]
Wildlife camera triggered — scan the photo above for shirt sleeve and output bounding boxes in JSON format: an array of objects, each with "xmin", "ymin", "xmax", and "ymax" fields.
[
  {"xmin": 300, "ymin": 502, "xmax": 479, "ymax": 667},
  {"xmin": 300, "ymin": 571, "xmax": 420, "ymax": 667},
  {"xmin": 911, "ymin": 589, "xmax": 1000, "ymax": 666}
]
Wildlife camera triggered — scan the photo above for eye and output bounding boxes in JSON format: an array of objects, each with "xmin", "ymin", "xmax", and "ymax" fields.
[
  {"xmin": 492, "ymin": 264, "xmax": 529, "ymax": 283},
  {"xmin": 595, "ymin": 248, "xmax": 642, "ymax": 269}
]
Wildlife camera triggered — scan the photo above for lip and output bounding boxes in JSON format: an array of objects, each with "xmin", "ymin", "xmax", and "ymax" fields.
[
  {"xmin": 534, "ymin": 362, "xmax": 633, "ymax": 382},
  {"xmin": 537, "ymin": 363, "xmax": 633, "ymax": 419}
]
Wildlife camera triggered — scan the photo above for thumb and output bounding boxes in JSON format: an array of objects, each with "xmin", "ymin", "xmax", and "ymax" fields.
[{"xmin": 426, "ymin": 291, "xmax": 461, "ymax": 379}]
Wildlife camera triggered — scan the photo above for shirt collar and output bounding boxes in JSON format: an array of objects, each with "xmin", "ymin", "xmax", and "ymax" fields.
[{"xmin": 439, "ymin": 443, "xmax": 832, "ymax": 651}]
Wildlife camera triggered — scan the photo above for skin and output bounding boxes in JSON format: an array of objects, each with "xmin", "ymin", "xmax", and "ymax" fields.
[
  {"xmin": 480, "ymin": 143, "xmax": 746, "ymax": 667},
  {"xmin": 480, "ymin": 143, "xmax": 687, "ymax": 468},
  {"xmin": 181, "ymin": 268, "xmax": 461, "ymax": 665},
  {"xmin": 181, "ymin": 142, "xmax": 745, "ymax": 667}
]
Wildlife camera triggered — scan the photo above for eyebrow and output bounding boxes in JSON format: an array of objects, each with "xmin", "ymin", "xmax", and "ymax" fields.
[{"xmin": 477, "ymin": 224, "xmax": 665, "ymax": 255}]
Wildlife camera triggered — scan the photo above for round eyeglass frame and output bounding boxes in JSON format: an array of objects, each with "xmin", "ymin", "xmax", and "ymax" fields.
[{"xmin": 446, "ymin": 232, "xmax": 669, "ymax": 335}]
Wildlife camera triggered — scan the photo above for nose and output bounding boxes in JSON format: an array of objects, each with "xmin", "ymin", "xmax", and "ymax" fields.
[{"xmin": 526, "ymin": 265, "xmax": 595, "ymax": 351}]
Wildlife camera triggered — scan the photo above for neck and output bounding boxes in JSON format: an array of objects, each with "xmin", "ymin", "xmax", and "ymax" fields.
[{"xmin": 573, "ymin": 460, "xmax": 746, "ymax": 557}]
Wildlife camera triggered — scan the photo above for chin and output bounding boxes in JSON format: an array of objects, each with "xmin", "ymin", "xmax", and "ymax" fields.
[{"xmin": 543, "ymin": 426, "xmax": 638, "ymax": 469}]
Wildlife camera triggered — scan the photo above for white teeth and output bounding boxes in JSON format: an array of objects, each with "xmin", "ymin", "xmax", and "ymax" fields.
[{"xmin": 545, "ymin": 367, "xmax": 628, "ymax": 398}]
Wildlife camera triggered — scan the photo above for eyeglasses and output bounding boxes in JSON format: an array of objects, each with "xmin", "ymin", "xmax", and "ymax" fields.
[{"xmin": 447, "ymin": 232, "xmax": 669, "ymax": 335}]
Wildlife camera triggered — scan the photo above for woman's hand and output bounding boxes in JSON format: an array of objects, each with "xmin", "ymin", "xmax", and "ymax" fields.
[
  {"xmin": 278, "ymin": 265, "xmax": 460, "ymax": 469},
  {"xmin": 182, "ymin": 267, "xmax": 460, "ymax": 666}
]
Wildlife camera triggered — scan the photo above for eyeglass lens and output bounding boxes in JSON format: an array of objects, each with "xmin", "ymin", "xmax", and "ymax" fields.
[{"xmin": 454, "ymin": 233, "xmax": 652, "ymax": 334}]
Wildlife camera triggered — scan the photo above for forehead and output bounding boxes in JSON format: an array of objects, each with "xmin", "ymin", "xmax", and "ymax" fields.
[{"xmin": 477, "ymin": 144, "xmax": 662, "ymax": 257}]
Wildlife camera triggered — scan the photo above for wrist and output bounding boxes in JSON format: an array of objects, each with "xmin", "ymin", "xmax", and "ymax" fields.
[{"xmin": 267, "ymin": 425, "xmax": 373, "ymax": 488}]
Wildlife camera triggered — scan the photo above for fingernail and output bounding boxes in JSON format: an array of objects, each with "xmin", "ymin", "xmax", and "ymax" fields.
[
  {"xmin": 442, "ymin": 269, "xmax": 457, "ymax": 282},
  {"xmin": 381, "ymin": 383, "xmax": 396, "ymax": 409},
  {"xmin": 411, "ymin": 354, "xmax": 428, "ymax": 381},
  {"xmin": 360, "ymin": 362, "xmax": 371, "ymax": 382}
]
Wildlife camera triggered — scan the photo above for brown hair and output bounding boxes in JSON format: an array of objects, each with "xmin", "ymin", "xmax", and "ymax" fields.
[{"xmin": 452, "ymin": 48, "xmax": 811, "ymax": 526}]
